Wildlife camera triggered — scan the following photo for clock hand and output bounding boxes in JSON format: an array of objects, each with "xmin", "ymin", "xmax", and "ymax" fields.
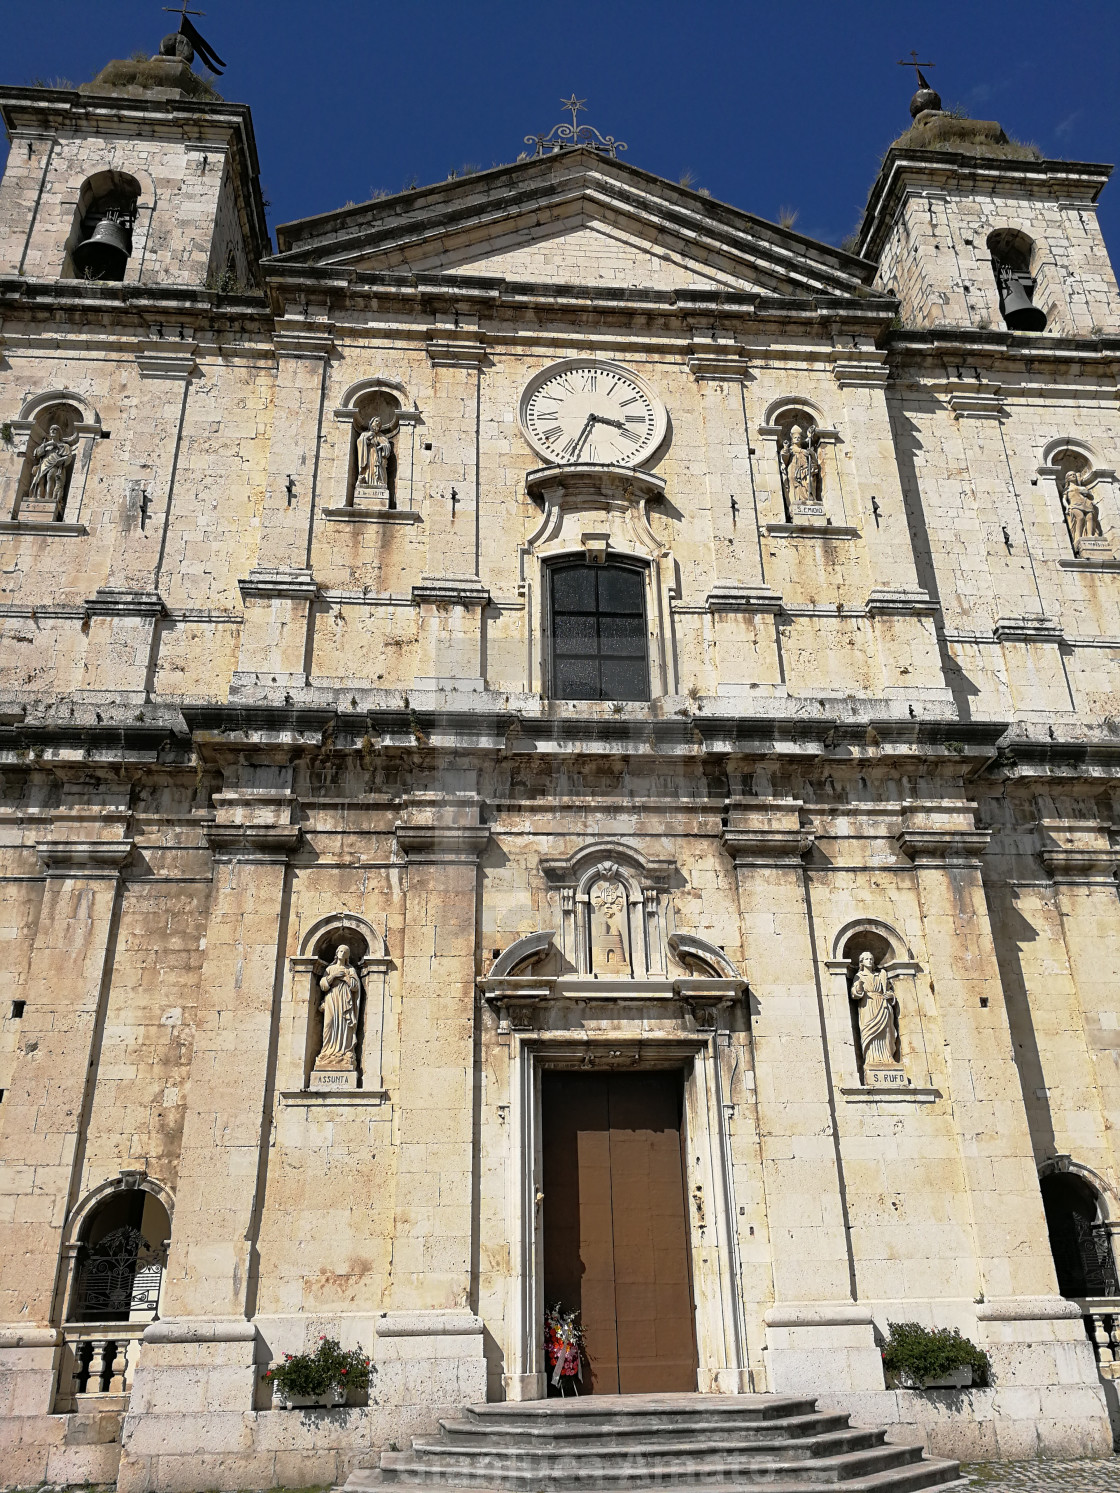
[{"xmin": 569, "ymin": 413, "xmax": 597, "ymax": 461}]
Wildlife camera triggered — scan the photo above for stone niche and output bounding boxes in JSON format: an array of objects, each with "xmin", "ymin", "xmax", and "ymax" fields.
[
  {"xmin": 1041, "ymin": 442, "xmax": 1114, "ymax": 562},
  {"xmin": 284, "ymin": 914, "xmax": 392, "ymax": 1093},
  {"xmin": 823, "ymin": 917, "xmax": 933, "ymax": 1094},
  {"xmin": 324, "ymin": 377, "xmax": 425, "ymax": 519},
  {"xmin": 7, "ymin": 394, "xmax": 102, "ymax": 522}
]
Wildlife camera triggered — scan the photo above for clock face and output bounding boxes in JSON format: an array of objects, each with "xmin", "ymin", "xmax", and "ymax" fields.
[{"xmin": 520, "ymin": 359, "xmax": 665, "ymax": 468}]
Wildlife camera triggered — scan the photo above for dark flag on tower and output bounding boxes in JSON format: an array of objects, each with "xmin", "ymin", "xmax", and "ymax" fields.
[{"xmin": 162, "ymin": 3, "xmax": 226, "ymax": 75}]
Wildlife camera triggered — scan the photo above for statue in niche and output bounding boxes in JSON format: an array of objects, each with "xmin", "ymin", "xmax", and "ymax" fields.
[
  {"xmin": 25, "ymin": 423, "xmax": 79, "ymax": 517},
  {"xmin": 1062, "ymin": 469, "xmax": 1105, "ymax": 555},
  {"xmin": 849, "ymin": 950, "xmax": 900, "ymax": 1075},
  {"xmin": 315, "ymin": 944, "xmax": 361, "ymax": 1071},
  {"xmin": 779, "ymin": 421, "xmax": 822, "ymax": 517},
  {"xmin": 589, "ymin": 879, "xmax": 629, "ymax": 976},
  {"xmin": 355, "ymin": 411, "xmax": 398, "ymax": 498}
]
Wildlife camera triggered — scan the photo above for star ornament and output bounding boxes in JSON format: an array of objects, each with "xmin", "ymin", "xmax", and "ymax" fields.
[{"xmin": 560, "ymin": 94, "xmax": 587, "ymax": 129}]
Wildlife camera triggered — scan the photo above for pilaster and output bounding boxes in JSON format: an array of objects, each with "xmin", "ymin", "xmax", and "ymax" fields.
[
  {"xmin": 0, "ymin": 813, "xmax": 132, "ymax": 1414},
  {"xmin": 721, "ymin": 796, "xmax": 882, "ymax": 1393},
  {"xmin": 1038, "ymin": 814, "xmax": 1120, "ymax": 1184},
  {"xmin": 896, "ymin": 802, "xmax": 1059, "ymax": 1300},
  {"xmin": 391, "ymin": 796, "xmax": 489, "ymax": 1311},
  {"xmin": 233, "ymin": 316, "xmax": 334, "ymax": 691}
]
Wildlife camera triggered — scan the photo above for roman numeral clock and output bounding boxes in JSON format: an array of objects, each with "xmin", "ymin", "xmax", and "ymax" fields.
[{"xmin": 520, "ymin": 359, "xmax": 667, "ymax": 468}]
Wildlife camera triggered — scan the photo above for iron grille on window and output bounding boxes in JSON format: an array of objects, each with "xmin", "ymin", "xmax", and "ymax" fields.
[
  {"xmin": 550, "ymin": 563, "xmax": 649, "ymax": 702},
  {"xmin": 74, "ymin": 1227, "xmax": 166, "ymax": 1321},
  {"xmin": 1051, "ymin": 1211, "xmax": 1120, "ymax": 1299}
]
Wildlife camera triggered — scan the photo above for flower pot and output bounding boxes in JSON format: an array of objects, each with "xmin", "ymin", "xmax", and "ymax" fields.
[
  {"xmin": 893, "ymin": 1364, "xmax": 973, "ymax": 1390},
  {"xmin": 921, "ymin": 1365, "xmax": 973, "ymax": 1389},
  {"xmin": 272, "ymin": 1386, "xmax": 346, "ymax": 1410}
]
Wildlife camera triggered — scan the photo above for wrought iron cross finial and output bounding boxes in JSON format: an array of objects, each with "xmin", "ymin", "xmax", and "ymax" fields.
[
  {"xmin": 163, "ymin": 1, "xmax": 206, "ymax": 15},
  {"xmin": 525, "ymin": 98, "xmax": 626, "ymax": 160},
  {"xmin": 560, "ymin": 94, "xmax": 587, "ymax": 133},
  {"xmin": 897, "ymin": 50, "xmax": 935, "ymax": 81}
]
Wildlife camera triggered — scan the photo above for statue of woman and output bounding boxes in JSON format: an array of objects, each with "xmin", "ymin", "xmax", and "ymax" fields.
[
  {"xmin": 780, "ymin": 423, "xmax": 821, "ymax": 514},
  {"xmin": 1063, "ymin": 470, "xmax": 1104, "ymax": 553},
  {"xmin": 27, "ymin": 424, "xmax": 79, "ymax": 516},
  {"xmin": 849, "ymin": 950, "xmax": 900, "ymax": 1072},
  {"xmin": 356, "ymin": 414, "xmax": 397, "ymax": 489},
  {"xmin": 316, "ymin": 944, "xmax": 361, "ymax": 1070}
]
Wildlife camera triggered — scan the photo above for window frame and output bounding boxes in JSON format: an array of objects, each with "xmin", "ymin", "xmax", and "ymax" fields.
[{"xmin": 546, "ymin": 558, "xmax": 651, "ymax": 704}]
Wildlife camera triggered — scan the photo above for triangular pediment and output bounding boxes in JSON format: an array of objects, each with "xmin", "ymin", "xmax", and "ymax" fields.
[{"xmin": 272, "ymin": 149, "xmax": 872, "ymax": 299}]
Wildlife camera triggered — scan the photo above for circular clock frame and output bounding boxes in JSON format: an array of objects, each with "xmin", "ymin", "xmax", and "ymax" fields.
[{"xmin": 518, "ymin": 358, "xmax": 668, "ymax": 470}]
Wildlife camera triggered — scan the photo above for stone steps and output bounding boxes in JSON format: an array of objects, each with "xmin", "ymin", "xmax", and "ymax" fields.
[
  {"xmin": 407, "ymin": 1425, "xmax": 889, "ymax": 1466},
  {"xmin": 337, "ymin": 1392, "xmax": 965, "ymax": 1493}
]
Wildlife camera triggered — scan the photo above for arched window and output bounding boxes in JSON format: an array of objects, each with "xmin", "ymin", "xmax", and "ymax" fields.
[
  {"xmin": 65, "ymin": 171, "xmax": 141, "ymax": 282},
  {"xmin": 1042, "ymin": 1172, "xmax": 1119, "ymax": 1299},
  {"xmin": 14, "ymin": 401, "xmax": 84, "ymax": 521},
  {"xmin": 69, "ymin": 1187, "xmax": 171, "ymax": 1323},
  {"xmin": 549, "ymin": 561, "xmax": 649, "ymax": 702},
  {"xmin": 988, "ymin": 229, "xmax": 1046, "ymax": 332}
]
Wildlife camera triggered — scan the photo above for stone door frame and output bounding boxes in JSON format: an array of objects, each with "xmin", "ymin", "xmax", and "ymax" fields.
[{"xmin": 502, "ymin": 1027, "xmax": 749, "ymax": 1400}]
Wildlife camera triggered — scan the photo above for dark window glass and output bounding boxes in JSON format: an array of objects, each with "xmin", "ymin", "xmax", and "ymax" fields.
[{"xmin": 550, "ymin": 563, "xmax": 649, "ymax": 702}]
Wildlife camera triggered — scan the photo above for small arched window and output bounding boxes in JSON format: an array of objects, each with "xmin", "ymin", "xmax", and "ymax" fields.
[
  {"xmin": 1041, "ymin": 1172, "xmax": 1118, "ymax": 1299},
  {"xmin": 69, "ymin": 1188, "xmax": 171, "ymax": 1323},
  {"xmin": 66, "ymin": 171, "xmax": 141, "ymax": 282},
  {"xmin": 549, "ymin": 561, "xmax": 649, "ymax": 702},
  {"xmin": 988, "ymin": 229, "xmax": 1046, "ymax": 332}
]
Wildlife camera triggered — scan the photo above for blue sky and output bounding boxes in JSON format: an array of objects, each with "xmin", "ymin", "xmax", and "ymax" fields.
[{"xmin": 4, "ymin": 0, "xmax": 1120, "ymax": 262}]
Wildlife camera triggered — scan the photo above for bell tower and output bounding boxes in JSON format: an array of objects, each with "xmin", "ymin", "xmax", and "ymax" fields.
[
  {"xmin": 0, "ymin": 27, "xmax": 269, "ymax": 288},
  {"xmin": 857, "ymin": 72, "xmax": 1120, "ymax": 336}
]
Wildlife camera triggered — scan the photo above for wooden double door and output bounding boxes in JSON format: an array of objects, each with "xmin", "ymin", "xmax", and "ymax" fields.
[{"xmin": 542, "ymin": 1069, "xmax": 698, "ymax": 1394}]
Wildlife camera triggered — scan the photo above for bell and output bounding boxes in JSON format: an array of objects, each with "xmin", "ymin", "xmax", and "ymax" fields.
[
  {"xmin": 72, "ymin": 216, "xmax": 131, "ymax": 281},
  {"xmin": 999, "ymin": 272, "xmax": 1047, "ymax": 332}
]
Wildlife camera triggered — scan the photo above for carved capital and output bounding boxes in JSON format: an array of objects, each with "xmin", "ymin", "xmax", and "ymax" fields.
[
  {"xmin": 896, "ymin": 828, "xmax": 991, "ymax": 866},
  {"xmin": 204, "ymin": 823, "xmax": 301, "ymax": 859},
  {"xmin": 395, "ymin": 823, "xmax": 490, "ymax": 862},
  {"xmin": 720, "ymin": 826, "xmax": 813, "ymax": 867},
  {"xmin": 36, "ymin": 839, "xmax": 133, "ymax": 878}
]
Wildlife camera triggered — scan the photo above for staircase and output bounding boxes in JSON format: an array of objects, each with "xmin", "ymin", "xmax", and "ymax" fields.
[{"xmin": 340, "ymin": 1393, "xmax": 965, "ymax": 1492}]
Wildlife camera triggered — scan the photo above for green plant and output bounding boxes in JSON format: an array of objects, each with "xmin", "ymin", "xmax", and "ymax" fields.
[
  {"xmin": 0, "ymin": 423, "xmax": 12, "ymax": 447},
  {"xmin": 882, "ymin": 1321, "xmax": 990, "ymax": 1387},
  {"xmin": 265, "ymin": 1336, "xmax": 371, "ymax": 1397}
]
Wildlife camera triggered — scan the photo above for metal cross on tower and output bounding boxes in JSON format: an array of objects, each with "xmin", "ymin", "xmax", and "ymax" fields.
[{"xmin": 897, "ymin": 50, "xmax": 936, "ymax": 86}]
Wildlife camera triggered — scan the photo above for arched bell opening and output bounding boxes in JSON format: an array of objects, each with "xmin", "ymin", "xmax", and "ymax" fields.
[
  {"xmin": 68, "ymin": 1187, "xmax": 171, "ymax": 1324},
  {"xmin": 65, "ymin": 171, "xmax": 141, "ymax": 282},
  {"xmin": 988, "ymin": 228, "xmax": 1047, "ymax": 332},
  {"xmin": 1041, "ymin": 1170, "xmax": 1119, "ymax": 1300}
]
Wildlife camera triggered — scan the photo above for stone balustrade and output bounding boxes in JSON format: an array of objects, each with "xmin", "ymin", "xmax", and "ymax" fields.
[{"xmin": 55, "ymin": 1323, "xmax": 145, "ymax": 1411}]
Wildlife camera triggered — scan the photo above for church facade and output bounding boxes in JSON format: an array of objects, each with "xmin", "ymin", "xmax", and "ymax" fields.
[{"xmin": 1, "ymin": 38, "xmax": 1120, "ymax": 1491}]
